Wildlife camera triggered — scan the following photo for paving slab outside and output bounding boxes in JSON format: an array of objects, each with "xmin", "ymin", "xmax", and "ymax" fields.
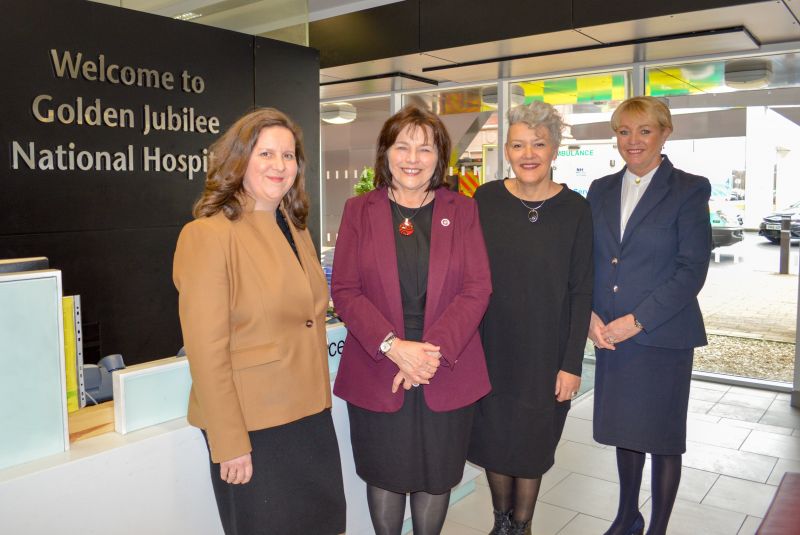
[{"xmin": 696, "ymin": 232, "xmax": 798, "ymax": 381}]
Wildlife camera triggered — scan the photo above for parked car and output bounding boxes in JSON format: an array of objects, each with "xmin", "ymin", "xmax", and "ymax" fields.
[
  {"xmin": 758, "ymin": 201, "xmax": 800, "ymax": 244},
  {"xmin": 711, "ymin": 184, "xmax": 744, "ymax": 202},
  {"xmin": 709, "ymin": 200, "xmax": 744, "ymax": 248}
]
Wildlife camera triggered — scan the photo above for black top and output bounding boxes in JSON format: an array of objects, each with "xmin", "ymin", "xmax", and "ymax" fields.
[
  {"xmin": 390, "ymin": 198, "xmax": 434, "ymax": 341},
  {"xmin": 475, "ymin": 179, "xmax": 593, "ymax": 405},
  {"xmin": 276, "ymin": 209, "xmax": 300, "ymax": 262}
]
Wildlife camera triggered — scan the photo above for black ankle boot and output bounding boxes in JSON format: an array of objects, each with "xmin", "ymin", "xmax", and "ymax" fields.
[
  {"xmin": 508, "ymin": 518, "xmax": 531, "ymax": 535},
  {"xmin": 489, "ymin": 509, "xmax": 511, "ymax": 535}
]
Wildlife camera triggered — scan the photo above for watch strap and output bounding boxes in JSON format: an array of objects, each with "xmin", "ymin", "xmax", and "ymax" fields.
[{"xmin": 380, "ymin": 332, "xmax": 396, "ymax": 354}]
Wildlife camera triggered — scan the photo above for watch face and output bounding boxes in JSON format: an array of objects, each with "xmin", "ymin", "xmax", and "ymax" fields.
[{"xmin": 380, "ymin": 341, "xmax": 390, "ymax": 353}]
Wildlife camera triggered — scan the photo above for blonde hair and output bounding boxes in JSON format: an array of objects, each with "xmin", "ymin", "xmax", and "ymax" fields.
[
  {"xmin": 193, "ymin": 108, "xmax": 309, "ymax": 229},
  {"xmin": 611, "ymin": 96, "xmax": 673, "ymax": 132}
]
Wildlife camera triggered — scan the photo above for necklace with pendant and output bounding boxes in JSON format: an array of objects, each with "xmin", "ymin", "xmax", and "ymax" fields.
[
  {"xmin": 513, "ymin": 182, "xmax": 554, "ymax": 223},
  {"xmin": 518, "ymin": 197, "xmax": 546, "ymax": 222},
  {"xmin": 390, "ymin": 188, "xmax": 430, "ymax": 236}
]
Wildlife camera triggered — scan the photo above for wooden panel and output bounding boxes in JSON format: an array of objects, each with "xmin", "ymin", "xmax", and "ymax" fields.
[{"xmin": 68, "ymin": 401, "xmax": 115, "ymax": 443}]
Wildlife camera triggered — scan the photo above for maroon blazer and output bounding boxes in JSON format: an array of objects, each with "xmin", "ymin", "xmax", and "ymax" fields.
[{"xmin": 332, "ymin": 187, "xmax": 492, "ymax": 412}]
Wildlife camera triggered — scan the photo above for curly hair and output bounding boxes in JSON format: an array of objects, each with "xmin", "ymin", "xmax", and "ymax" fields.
[
  {"xmin": 193, "ymin": 107, "xmax": 309, "ymax": 229},
  {"xmin": 507, "ymin": 101, "xmax": 566, "ymax": 147}
]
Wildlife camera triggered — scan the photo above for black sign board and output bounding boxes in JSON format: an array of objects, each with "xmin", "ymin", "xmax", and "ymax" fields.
[{"xmin": 1, "ymin": 1, "xmax": 319, "ymax": 364}]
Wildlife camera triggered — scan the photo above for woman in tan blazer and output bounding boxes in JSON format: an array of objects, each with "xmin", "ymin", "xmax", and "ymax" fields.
[{"xmin": 173, "ymin": 108, "xmax": 345, "ymax": 535}]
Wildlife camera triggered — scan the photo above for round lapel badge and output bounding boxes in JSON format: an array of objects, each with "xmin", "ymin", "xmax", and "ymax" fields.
[{"xmin": 441, "ymin": 218, "xmax": 450, "ymax": 227}]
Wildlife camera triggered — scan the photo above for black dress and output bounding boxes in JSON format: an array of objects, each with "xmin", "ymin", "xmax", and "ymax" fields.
[
  {"xmin": 468, "ymin": 180, "xmax": 593, "ymax": 478},
  {"xmin": 204, "ymin": 210, "xmax": 346, "ymax": 535},
  {"xmin": 347, "ymin": 198, "xmax": 475, "ymax": 494}
]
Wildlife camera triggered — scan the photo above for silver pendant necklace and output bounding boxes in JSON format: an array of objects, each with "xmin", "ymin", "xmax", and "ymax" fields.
[{"xmin": 518, "ymin": 197, "xmax": 546, "ymax": 223}]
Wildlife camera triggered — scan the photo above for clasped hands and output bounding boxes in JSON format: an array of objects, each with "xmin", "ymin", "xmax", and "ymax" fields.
[
  {"xmin": 385, "ymin": 338, "xmax": 441, "ymax": 393},
  {"xmin": 588, "ymin": 311, "xmax": 642, "ymax": 350}
]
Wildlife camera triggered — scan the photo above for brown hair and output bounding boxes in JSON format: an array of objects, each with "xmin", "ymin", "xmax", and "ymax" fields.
[
  {"xmin": 193, "ymin": 107, "xmax": 309, "ymax": 229},
  {"xmin": 611, "ymin": 96, "xmax": 673, "ymax": 132},
  {"xmin": 373, "ymin": 106, "xmax": 451, "ymax": 191}
]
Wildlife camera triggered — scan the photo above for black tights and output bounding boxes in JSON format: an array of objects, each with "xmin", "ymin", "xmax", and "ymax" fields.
[
  {"xmin": 648, "ymin": 454, "xmax": 682, "ymax": 535},
  {"xmin": 606, "ymin": 448, "xmax": 682, "ymax": 535},
  {"xmin": 366, "ymin": 484, "xmax": 450, "ymax": 535},
  {"xmin": 485, "ymin": 471, "xmax": 542, "ymax": 525}
]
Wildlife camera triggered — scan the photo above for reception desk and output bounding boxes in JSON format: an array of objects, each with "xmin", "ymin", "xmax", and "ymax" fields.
[{"xmin": 0, "ymin": 323, "xmax": 479, "ymax": 534}]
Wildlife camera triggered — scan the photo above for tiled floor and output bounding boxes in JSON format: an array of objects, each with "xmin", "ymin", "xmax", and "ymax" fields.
[{"xmin": 437, "ymin": 380, "xmax": 800, "ymax": 535}]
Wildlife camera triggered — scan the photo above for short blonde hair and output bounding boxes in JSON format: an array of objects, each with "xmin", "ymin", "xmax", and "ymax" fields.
[{"xmin": 610, "ymin": 96, "xmax": 673, "ymax": 132}]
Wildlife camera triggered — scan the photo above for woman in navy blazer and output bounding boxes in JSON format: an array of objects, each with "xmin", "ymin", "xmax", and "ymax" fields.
[
  {"xmin": 332, "ymin": 106, "xmax": 491, "ymax": 535},
  {"xmin": 587, "ymin": 97, "xmax": 712, "ymax": 535}
]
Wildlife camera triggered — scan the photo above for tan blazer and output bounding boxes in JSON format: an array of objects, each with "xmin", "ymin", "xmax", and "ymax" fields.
[{"xmin": 173, "ymin": 197, "xmax": 331, "ymax": 463}]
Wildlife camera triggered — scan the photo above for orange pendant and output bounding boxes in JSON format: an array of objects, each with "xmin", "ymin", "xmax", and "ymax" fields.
[{"xmin": 398, "ymin": 218, "xmax": 414, "ymax": 236}]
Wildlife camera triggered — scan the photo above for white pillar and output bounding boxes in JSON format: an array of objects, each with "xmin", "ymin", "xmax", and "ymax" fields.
[{"xmin": 744, "ymin": 107, "xmax": 777, "ymax": 229}]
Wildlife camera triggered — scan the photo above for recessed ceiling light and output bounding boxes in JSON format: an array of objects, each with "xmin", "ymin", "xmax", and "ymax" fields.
[
  {"xmin": 174, "ymin": 12, "xmax": 202, "ymax": 21},
  {"xmin": 321, "ymin": 103, "xmax": 357, "ymax": 125},
  {"xmin": 725, "ymin": 59, "xmax": 773, "ymax": 90},
  {"xmin": 481, "ymin": 84, "xmax": 526, "ymax": 107}
]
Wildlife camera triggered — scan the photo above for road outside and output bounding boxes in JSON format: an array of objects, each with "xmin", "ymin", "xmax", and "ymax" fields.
[{"xmin": 697, "ymin": 231, "xmax": 798, "ymax": 382}]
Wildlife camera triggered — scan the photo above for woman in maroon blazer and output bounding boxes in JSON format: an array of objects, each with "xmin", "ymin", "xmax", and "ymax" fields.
[{"xmin": 332, "ymin": 106, "xmax": 492, "ymax": 535}]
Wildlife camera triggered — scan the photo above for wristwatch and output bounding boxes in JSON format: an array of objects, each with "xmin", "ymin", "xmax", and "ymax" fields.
[
  {"xmin": 632, "ymin": 316, "xmax": 645, "ymax": 331},
  {"xmin": 379, "ymin": 333, "xmax": 397, "ymax": 354}
]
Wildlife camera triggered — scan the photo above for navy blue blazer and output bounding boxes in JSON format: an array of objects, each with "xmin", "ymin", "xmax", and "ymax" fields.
[{"xmin": 587, "ymin": 156, "xmax": 712, "ymax": 350}]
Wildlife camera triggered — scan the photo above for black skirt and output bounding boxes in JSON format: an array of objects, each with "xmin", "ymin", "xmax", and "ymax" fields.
[
  {"xmin": 347, "ymin": 387, "xmax": 474, "ymax": 494},
  {"xmin": 469, "ymin": 393, "xmax": 570, "ymax": 478},
  {"xmin": 204, "ymin": 409, "xmax": 346, "ymax": 535}
]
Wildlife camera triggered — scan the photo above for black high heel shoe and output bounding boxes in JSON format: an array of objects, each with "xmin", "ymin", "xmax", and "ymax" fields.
[
  {"xmin": 603, "ymin": 512, "xmax": 644, "ymax": 535},
  {"xmin": 627, "ymin": 513, "xmax": 644, "ymax": 535}
]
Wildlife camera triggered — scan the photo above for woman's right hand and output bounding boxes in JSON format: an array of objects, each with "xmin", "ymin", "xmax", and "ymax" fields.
[
  {"xmin": 386, "ymin": 339, "xmax": 441, "ymax": 385},
  {"xmin": 391, "ymin": 370, "xmax": 416, "ymax": 393},
  {"xmin": 589, "ymin": 311, "xmax": 615, "ymax": 350},
  {"xmin": 220, "ymin": 453, "xmax": 253, "ymax": 485}
]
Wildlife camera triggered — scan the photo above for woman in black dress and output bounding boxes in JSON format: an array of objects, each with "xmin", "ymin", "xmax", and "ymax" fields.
[
  {"xmin": 332, "ymin": 106, "xmax": 492, "ymax": 535},
  {"xmin": 468, "ymin": 101, "xmax": 593, "ymax": 535}
]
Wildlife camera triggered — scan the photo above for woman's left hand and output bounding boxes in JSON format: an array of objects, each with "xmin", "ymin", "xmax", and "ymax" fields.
[
  {"xmin": 555, "ymin": 370, "xmax": 581, "ymax": 402},
  {"xmin": 600, "ymin": 313, "xmax": 642, "ymax": 346}
]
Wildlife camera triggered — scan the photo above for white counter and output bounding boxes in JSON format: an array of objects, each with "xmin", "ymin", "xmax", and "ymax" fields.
[{"xmin": 0, "ymin": 383, "xmax": 479, "ymax": 535}]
